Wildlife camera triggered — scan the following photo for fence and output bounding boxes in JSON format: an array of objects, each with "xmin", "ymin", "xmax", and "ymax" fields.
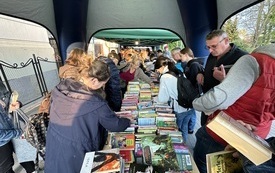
[{"xmin": 0, "ymin": 54, "xmax": 61, "ymax": 106}]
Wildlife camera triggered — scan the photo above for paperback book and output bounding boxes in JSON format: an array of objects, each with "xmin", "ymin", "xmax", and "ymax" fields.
[
  {"xmin": 80, "ymin": 148, "xmax": 121, "ymax": 173},
  {"xmin": 206, "ymin": 150, "xmax": 243, "ymax": 173},
  {"xmin": 111, "ymin": 133, "xmax": 135, "ymax": 150}
]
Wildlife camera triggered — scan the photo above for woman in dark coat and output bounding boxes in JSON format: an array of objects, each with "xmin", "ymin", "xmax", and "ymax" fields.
[{"xmin": 44, "ymin": 58, "xmax": 131, "ymax": 173}]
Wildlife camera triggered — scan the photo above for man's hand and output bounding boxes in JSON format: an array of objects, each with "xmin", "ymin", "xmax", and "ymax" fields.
[
  {"xmin": 236, "ymin": 120, "xmax": 257, "ymax": 132},
  {"xmin": 213, "ymin": 64, "xmax": 226, "ymax": 81},
  {"xmin": 196, "ymin": 73, "xmax": 204, "ymax": 85},
  {"xmin": 225, "ymin": 145, "xmax": 240, "ymax": 158},
  {"xmin": 224, "ymin": 121, "xmax": 257, "ymax": 158}
]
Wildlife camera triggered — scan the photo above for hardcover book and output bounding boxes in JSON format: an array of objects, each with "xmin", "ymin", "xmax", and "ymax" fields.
[
  {"xmin": 206, "ymin": 150, "xmax": 243, "ymax": 173},
  {"xmin": 141, "ymin": 135, "xmax": 180, "ymax": 171},
  {"xmin": 128, "ymin": 163, "xmax": 165, "ymax": 173},
  {"xmin": 80, "ymin": 148, "xmax": 121, "ymax": 173},
  {"xmin": 207, "ymin": 111, "xmax": 275, "ymax": 165}
]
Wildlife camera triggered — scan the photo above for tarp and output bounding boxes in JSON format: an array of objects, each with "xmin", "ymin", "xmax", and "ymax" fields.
[
  {"xmin": 93, "ymin": 29, "xmax": 180, "ymax": 46},
  {"xmin": 0, "ymin": 0, "xmax": 263, "ymax": 61}
]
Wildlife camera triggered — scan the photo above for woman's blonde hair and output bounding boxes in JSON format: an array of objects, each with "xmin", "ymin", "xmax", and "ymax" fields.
[{"xmin": 65, "ymin": 48, "xmax": 86, "ymax": 66}]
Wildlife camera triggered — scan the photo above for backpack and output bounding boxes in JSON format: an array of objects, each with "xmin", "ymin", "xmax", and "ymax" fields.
[
  {"xmin": 165, "ymin": 71, "xmax": 200, "ymax": 108},
  {"xmin": 25, "ymin": 112, "xmax": 49, "ymax": 160},
  {"xmin": 177, "ymin": 74, "xmax": 200, "ymax": 108},
  {"xmin": 25, "ymin": 93, "xmax": 51, "ymax": 160}
]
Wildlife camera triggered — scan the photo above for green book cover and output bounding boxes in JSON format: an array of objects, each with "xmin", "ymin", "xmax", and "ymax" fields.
[{"xmin": 141, "ymin": 135, "xmax": 180, "ymax": 171}]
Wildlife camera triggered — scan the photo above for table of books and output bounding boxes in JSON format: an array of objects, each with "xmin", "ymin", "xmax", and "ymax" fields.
[{"xmin": 81, "ymin": 81, "xmax": 199, "ymax": 173}]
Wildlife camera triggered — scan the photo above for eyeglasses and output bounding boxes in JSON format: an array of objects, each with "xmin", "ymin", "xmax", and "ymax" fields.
[{"xmin": 206, "ymin": 37, "xmax": 226, "ymax": 50}]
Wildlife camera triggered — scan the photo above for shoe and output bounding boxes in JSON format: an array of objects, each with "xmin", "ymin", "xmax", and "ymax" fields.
[{"xmin": 188, "ymin": 130, "xmax": 194, "ymax": 134}]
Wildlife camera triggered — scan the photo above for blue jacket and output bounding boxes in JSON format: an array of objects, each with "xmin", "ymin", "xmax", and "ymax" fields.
[
  {"xmin": 0, "ymin": 81, "xmax": 21, "ymax": 147},
  {"xmin": 98, "ymin": 56, "xmax": 122, "ymax": 112},
  {"xmin": 44, "ymin": 79, "xmax": 130, "ymax": 173}
]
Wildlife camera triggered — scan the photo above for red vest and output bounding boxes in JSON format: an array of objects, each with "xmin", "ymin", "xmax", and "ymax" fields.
[{"xmin": 207, "ymin": 53, "xmax": 275, "ymax": 146}]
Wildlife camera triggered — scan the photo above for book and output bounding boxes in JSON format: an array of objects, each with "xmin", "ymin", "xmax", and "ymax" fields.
[
  {"xmin": 119, "ymin": 150, "xmax": 135, "ymax": 163},
  {"xmin": 80, "ymin": 148, "xmax": 121, "ymax": 173},
  {"xmin": 141, "ymin": 135, "xmax": 180, "ymax": 171},
  {"xmin": 173, "ymin": 143, "xmax": 193, "ymax": 171},
  {"xmin": 206, "ymin": 150, "xmax": 243, "ymax": 173},
  {"xmin": 128, "ymin": 163, "xmax": 165, "ymax": 173},
  {"xmin": 207, "ymin": 111, "xmax": 275, "ymax": 165},
  {"xmin": 111, "ymin": 133, "xmax": 135, "ymax": 150}
]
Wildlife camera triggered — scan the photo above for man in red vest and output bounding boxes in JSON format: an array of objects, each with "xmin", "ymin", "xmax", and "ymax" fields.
[{"xmin": 192, "ymin": 43, "xmax": 275, "ymax": 173}]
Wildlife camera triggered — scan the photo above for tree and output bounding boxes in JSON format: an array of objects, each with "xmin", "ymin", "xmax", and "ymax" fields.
[{"xmin": 223, "ymin": 0, "xmax": 275, "ymax": 50}]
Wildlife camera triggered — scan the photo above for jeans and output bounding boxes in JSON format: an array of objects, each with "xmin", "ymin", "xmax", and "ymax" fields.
[
  {"xmin": 193, "ymin": 126, "xmax": 225, "ymax": 173},
  {"xmin": 242, "ymin": 156, "xmax": 275, "ymax": 173},
  {"xmin": 242, "ymin": 137, "xmax": 275, "ymax": 173},
  {"xmin": 188, "ymin": 109, "xmax": 196, "ymax": 132},
  {"xmin": 175, "ymin": 109, "xmax": 196, "ymax": 143}
]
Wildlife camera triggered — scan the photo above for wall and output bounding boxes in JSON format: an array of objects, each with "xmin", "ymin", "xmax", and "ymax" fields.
[{"xmin": 0, "ymin": 15, "xmax": 59, "ymax": 105}]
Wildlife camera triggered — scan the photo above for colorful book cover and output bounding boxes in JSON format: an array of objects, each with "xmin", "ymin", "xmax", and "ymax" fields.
[
  {"xmin": 111, "ymin": 133, "xmax": 135, "ymax": 150},
  {"xmin": 80, "ymin": 148, "xmax": 120, "ymax": 173},
  {"xmin": 119, "ymin": 150, "xmax": 135, "ymax": 163},
  {"xmin": 156, "ymin": 117, "xmax": 177, "ymax": 128},
  {"xmin": 206, "ymin": 150, "xmax": 243, "ymax": 173},
  {"xmin": 138, "ymin": 110, "xmax": 157, "ymax": 118},
  {"xmin": 128, "ymin": 163, "xmax": 165, "ymax": 173},
  {"xmin": 173, "ymin": 143, "xmax": 193, "ymax": 171},
  {"xmin": 138, "ymin": 117, "xmax": 156, "ymax": 126},
  {"xmin": 134, "ymin": 141, "xmax": 143, "ymax": 157},
  {"xmin": 141, "ymin": 135, "xmax": 180, "ymax": 171},
  {"xmin": 176, "ymin": 152, "xmax": 193, "ymax": 172}
]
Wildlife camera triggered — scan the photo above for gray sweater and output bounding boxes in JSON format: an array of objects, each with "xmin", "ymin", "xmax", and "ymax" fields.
[{"xmin": 192, "ymin": 44, "xmax": 275, "ymax": 115}]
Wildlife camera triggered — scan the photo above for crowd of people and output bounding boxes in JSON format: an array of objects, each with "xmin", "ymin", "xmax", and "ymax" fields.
[{"xmin": 0, "ymin": 29, "xmax": 274, "ymax": 173}]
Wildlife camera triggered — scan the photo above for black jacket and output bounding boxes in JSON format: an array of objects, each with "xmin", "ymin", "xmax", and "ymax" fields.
[
  {"xmin": 98, "ymin": 56, "xmax": 122, "ymax": 112},
  {"xmin": 184, "ymin": 59, "xmax": 204, "ymax": 87},
  {"xmin": 202, "ymin": 43, "xmax": 248, "ymax": 93}
]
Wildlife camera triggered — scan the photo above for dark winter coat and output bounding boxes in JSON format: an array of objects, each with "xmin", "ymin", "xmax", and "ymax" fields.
[
  {"xmin": 44, "ymin": 79, "xmax": 130, "ymax": 173},
  {"xmin": 184, "ymin": 59, "xmax": 205, "ymax": 87},
  {"xmin": 98, "ymin": 56, "xmax": 122, "ymax": 112}
]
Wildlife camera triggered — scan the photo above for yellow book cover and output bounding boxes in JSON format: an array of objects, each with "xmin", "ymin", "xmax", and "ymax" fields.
[{"xmin": 206, "ymin": 150, "xmax": 243, "ymax": 173}]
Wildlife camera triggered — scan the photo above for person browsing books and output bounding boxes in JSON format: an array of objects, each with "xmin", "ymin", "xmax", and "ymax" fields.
[
  {"xmin": 120, "ymin": 55, "xmax": 154, "ymax": 96},
  {"xmin": 196, "ymin": 29, "xmax": 248, "ymax": 126},
  {"xmin": 154, "ymin": 56, "xmax": 196, "ymax": 143},
  {"xmin": 192, "ymin": 43, "xmax": 275, "ymax": 173},
  {"xmin": 0, "ymin": 82, "xmax": 22, "ymax": 173},
  {"xmin": 179, "ymin": 47, "xmax": 204, "ymax": 134},
  {"xmin": 44, "ymin": 58, "xmax": 131, "ymax": 173}
]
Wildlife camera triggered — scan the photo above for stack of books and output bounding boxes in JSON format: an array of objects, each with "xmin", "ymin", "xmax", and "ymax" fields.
[
  {"xmin": 120, "ymin": 94, "xmax": 138, "ymax": 111},
  {"xmin": 115, "ymin": 111, "xmax": 137, "ymax": 133},
  {"xmin": 137, "ymin": 110, "xmax": 157, "ymax": 134},
  {"xmin": 156, "ymin": 113, "xmax": 177, "ymax": 132}
]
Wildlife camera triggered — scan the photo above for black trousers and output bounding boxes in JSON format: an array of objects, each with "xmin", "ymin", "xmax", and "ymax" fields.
[
  {"xmin": 0, "ymin": 141, "xmax": 35, "ymax": 173},
  {"xmin": 200, "ymin": 111, "xmax": 208, "ymax": 126},
  {"xmin": 0, "ymin": 141, "xmax": 14, "ymax": 173},
  {"xmin": 20, "ymin": 161, "xmax": 35, "ymax": 173}
]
